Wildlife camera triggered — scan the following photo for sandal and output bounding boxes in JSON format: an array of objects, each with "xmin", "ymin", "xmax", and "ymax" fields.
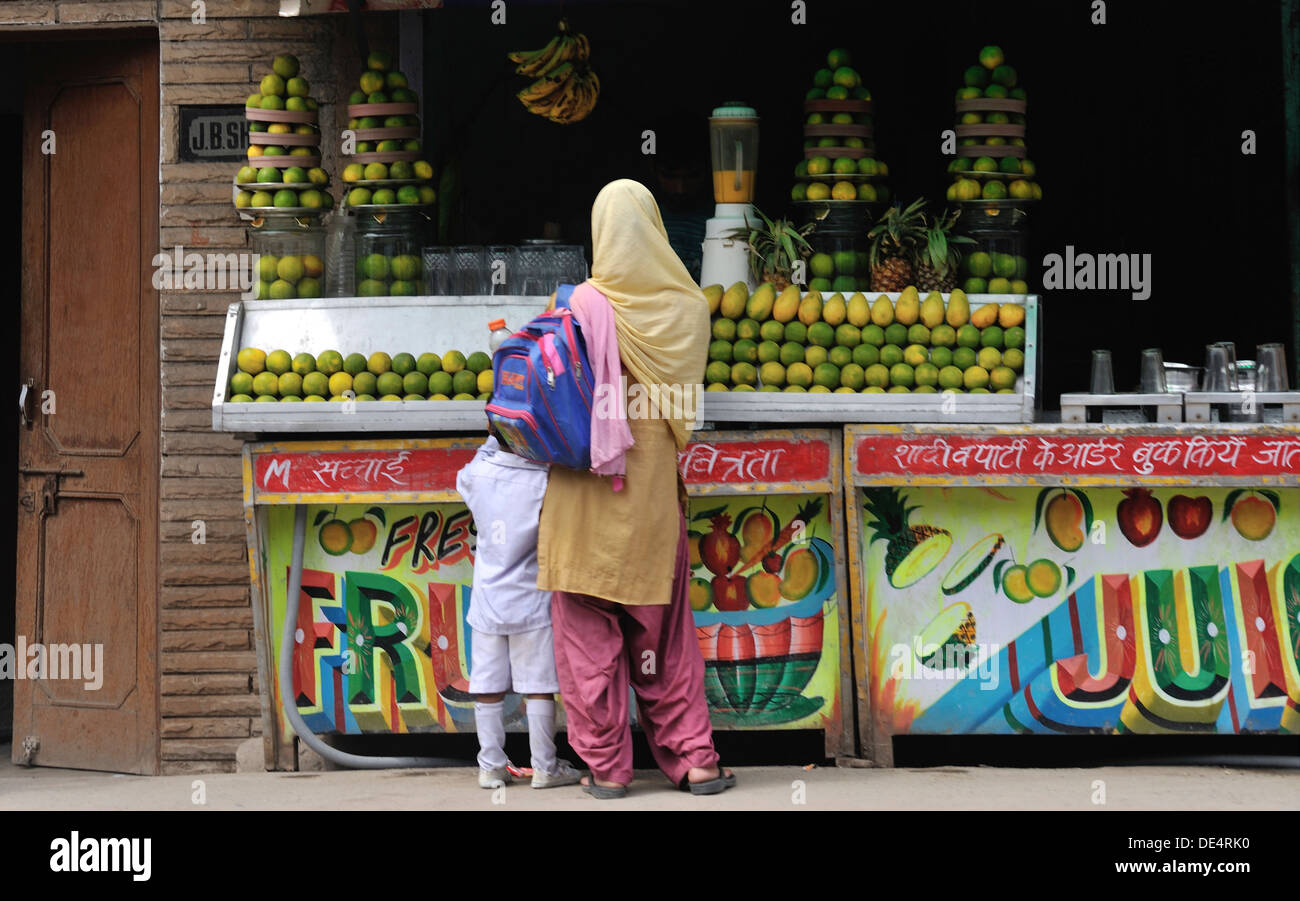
[
  {"xmin": 581, "ymin": 774, "xmax": 628, "ymax": 799},
  {"xmin": 679, "ymin": 766, "xmax": 736, "ymax": 795}
]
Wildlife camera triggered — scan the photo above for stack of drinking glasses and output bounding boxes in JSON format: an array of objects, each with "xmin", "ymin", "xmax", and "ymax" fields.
[{"xmin": 420, "ymin": 241, "xmax": 588, "ymax": 296}]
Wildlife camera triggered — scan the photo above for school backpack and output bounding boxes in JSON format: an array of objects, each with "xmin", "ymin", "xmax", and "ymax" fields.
[{"xmin": 484, "ymin": 284, "xmax": 595, "ymax": 470}]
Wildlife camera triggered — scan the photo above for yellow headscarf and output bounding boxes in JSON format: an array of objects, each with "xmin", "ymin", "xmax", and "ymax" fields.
[{"xmin": 586, "ymin": 179, "xmax": 709, "ymax": 450}]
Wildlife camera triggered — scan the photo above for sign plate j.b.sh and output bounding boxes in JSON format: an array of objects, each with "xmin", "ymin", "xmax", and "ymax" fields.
[{"xmin": 179, "ymin": 105, "xmax": 249, "ymax": 163}]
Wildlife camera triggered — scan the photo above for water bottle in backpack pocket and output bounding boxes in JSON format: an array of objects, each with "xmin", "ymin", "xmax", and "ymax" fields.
[{"xmin": 485, "ymin": 285, "xmax": 595, "ymax": 470}]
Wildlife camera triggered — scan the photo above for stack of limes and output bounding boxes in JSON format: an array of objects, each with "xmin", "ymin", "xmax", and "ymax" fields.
[
  {"xmin": 339, "ymin": 49, "xmax": 437, "ymax": 211},
  {"xmin": 236, "ymin": 54, "xmax": 333, "ymax": 212},
  {"xmin": 250, "ymin": 252, "xmax": 327, "ymax": 300},
  {"xmin": 354, "ymin": 251, "xmax": 424, "ymax": 297},
  {"xmin": 791, "ymin": 48, "xmax": 889, "ymax": 207},
  {"xmin": 945, "ymin": 45, "xmax": 1042, "ymax": 204},
  {"xmin": 702, "ymin": 281, "xmax": 1025, "ymax": 397},
  {"xmin": 228, "ymin": 345, "xmax": 494, "ymax": 402}
]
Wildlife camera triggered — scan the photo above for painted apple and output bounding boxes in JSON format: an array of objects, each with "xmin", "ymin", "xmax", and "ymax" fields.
[
  {"xmin": 1117, "ymin": 488, "xmax": 1162, "ymax": 547},
  {"xmin": 1167, "ymin": 494, "xmax": 1212, "ymax": 539},
  {"xmin": 711, "ymin": 574, "xmax": 748, "ymax": 611}
]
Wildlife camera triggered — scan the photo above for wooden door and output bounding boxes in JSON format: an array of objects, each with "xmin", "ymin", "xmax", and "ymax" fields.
[{"xmin": 14, "ymin": 38, "xmax": 159, "ymax": 773}]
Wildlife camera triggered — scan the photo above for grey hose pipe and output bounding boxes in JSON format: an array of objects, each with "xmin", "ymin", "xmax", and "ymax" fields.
[{"xmin": 279, "ymin": 503, "xmax": 464, "ymax": 769}]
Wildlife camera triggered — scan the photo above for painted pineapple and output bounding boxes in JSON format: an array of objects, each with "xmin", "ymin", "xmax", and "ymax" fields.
[{"xmin": 864, "ymin": 486, "xmax": 954, "ymax": 589}]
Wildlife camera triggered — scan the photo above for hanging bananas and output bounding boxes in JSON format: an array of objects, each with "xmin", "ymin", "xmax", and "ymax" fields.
[{"xmin": 506, "ymin": 19, "xmax": 599, "ymax": 124}]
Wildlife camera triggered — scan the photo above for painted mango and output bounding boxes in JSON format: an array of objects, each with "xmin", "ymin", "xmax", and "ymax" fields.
[
  {"xmin": 1045, "ymin": 491, "xmax": 1085, "ymax": 552},
  {"xmin": 746, "ymin": 571, "xmax": 782, "ymax": 608},
  {"xmin": 779, "ymin": 546, "xmax": 820, "ymax": 600}
]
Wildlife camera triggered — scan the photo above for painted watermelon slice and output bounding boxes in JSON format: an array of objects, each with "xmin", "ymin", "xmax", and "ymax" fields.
[{"xmin": 940, "ymin": 533, "xmax": 1005, "ymax": 596}]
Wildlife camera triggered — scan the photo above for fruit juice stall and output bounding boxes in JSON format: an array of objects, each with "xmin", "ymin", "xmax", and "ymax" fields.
[{"xmin": 845, "ymin": 424, "xmax": 1300, "ymax": 766}]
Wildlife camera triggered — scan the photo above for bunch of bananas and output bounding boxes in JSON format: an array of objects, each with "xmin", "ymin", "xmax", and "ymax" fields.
[{"xmin": 508, "ymin": 19, "xmax": 599, "ymax": 124}]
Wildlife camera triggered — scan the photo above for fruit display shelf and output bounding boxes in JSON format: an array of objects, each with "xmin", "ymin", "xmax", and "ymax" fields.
[
  {"xmin": 212, "ymin": 295, "xmax": 546, "ymax": 433},
  {"xmin": 700, "ymin": 293, "xmax": 1039, "ymax": 425}
]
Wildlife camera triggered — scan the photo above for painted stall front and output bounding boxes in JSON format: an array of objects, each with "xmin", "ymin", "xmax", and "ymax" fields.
[
  {"xmin": 846, "ymin": 424, "xmax": 1300, "ymax": 766},
  {"xmin": 244, "ymin": 430, "xmax": 853, "ymax": 769}
]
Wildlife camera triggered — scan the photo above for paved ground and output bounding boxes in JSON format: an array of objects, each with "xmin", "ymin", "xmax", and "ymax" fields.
[{"xmin": 1, "ymin": 753, "xmax": 1295, "ymax": 810}]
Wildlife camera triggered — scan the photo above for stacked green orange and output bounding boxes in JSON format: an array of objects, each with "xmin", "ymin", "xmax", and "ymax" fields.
[
  {"xmin": 236, "ymin": 54, "xmax": 333, "ymax": 212},
  {"xmin": 945, "ymin": 45, "xmax": 1042, "ymax": 203}
]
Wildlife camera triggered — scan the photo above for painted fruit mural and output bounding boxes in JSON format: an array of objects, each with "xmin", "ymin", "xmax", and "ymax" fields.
[
  {"xmin": 861, "ymin": 485, "xmax": 1300, "ymax": 738},
  {"xmin": 687, "ymin": 494, "xmax": 840, "ymax": 729}
]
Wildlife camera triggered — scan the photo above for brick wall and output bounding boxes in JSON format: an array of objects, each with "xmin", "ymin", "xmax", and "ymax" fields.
[{"xmin": 2, "ymin": 0, "xmax": 400, "ymax": 774}]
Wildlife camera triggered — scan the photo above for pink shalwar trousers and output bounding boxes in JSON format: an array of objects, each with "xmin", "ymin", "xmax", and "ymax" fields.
[{"xmin": 551, "ymin": 512, "xmax": 720, "ymax": 787}]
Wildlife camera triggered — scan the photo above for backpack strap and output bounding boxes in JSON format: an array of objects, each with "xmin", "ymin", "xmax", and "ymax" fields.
[{"xmin": 554, "ymin": 283, "xmax": 576, "ymax": 310}]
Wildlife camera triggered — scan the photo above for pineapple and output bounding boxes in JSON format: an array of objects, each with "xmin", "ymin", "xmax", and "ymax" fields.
[
  {"xmin": 914, "ymin": 208, "xmax": 974, "ymax": 293},
  {"xmin": 864, "ymin": 487, "xmax": 953, "ymax": 589},
  {"xmin": 867, "ymin": 198, "xmax": 926, "ymax": 291}
]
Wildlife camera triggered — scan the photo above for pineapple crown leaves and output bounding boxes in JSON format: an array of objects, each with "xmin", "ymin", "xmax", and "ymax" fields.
[
  {"xmin": 867, "ymin": 198, "xmax": 927, "ymax": 270},
  {"xmin": 727, "ymin": 206, "xmax": 816, "ymax": 284},
  {"xmin": 917, "ymin": 207, "xmax": 975, "ymax": 277},
  {"xmin": 863, "ymin": 487, "xmax": 916, "ymax": 543}
]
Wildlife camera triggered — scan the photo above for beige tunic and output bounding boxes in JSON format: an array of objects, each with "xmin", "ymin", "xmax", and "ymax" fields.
[{"xmin": 537, "ymin": 410, "xmax": 686, "ymax": 607}]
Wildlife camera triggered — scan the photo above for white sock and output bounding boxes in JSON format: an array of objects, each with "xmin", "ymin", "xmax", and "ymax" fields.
[
  {"xmin": 525, "ymin": 698, "xmax": 557, "ymax": 775},
  {"xmin": 475, "ymin": 701, "xmax": 507, "ymax": 771}
]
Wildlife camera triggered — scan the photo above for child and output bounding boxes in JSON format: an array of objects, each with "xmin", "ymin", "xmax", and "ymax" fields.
[{"xmin": 456, "ymin": 429, "xmax": 581, "ymax": 790}]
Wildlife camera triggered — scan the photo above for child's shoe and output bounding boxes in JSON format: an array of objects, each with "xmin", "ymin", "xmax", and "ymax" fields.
[
  {"xmin": 530, "ymin": 759, "xmax": 582, "ymax": 789},
  {"xmin": 479, "ymin": 766, "xmax": 513, "ymax": 789}
]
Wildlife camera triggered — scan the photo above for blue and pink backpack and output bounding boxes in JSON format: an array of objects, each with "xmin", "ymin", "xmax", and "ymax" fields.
[{"xmin": 485, "ymin": 284, "xmax": 595, "ymax": 470}]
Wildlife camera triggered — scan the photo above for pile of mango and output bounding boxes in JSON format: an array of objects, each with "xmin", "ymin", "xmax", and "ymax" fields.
[{"xmin": 703, "ymin": 282, "xmax": 1026, "ymax": 394}]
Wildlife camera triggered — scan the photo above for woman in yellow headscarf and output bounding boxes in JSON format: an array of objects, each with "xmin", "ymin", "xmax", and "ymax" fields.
[{"xmin": 538, "ymin": 179, "xmax": 734, "ymax": 798}]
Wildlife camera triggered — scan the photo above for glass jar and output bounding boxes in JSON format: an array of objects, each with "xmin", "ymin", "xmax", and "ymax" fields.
[
  {"xmin": 249, "ymin": 214, "xmax": 327, "ymax": 300},
  {"xmin": 955, "ymin": 226, "xmax": 1029, "ymax": 294},
  {"xmin": 800, "ymin": 202, "xmax": 871, "ymax": 293},
  {"xmin": 354, "ymin": 209, "xmax": 430, "ymax": 297}
]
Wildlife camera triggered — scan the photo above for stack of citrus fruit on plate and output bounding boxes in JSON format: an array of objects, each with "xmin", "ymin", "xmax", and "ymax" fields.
[
  {"xmin": 701, "ymin": 281, "xmax": 1026, "ymax": 395},
  {"xmin": 340, "ymin": 50, "xmax": 437, "ymax": 211},
  {"xmin": 228, "ymin": 346, "xmax": 494, "ymax": 403},
  {"xmin": 790, "ymin": 48, "xmax": 890, "ymax": 206},
  {"xmin": 944, "ymin": 45, "xmax": 1042, "ymax": 204},
  {"xmin": 235, "ymin": 54, "xmax": 333, "ymax": 214}
]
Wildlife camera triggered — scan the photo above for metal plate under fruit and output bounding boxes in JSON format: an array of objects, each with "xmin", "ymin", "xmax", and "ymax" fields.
[
  {"xmin": 239, "ymin": 206, "xmax": 322, "ymax": 216},
  {"xmin": 342, "ymin": 202, "xmax": 435, "ymax": 213},
  {"xmin": 349, "ymin": 178, "xmax": 431, "ymax": 188},
  {"xmin": 236, "ymin": 181, "xmax": 319, "ymax": 191},
  {"xmin": 802, "ymin": 172, "xmax": 887, "ymax": 182}
]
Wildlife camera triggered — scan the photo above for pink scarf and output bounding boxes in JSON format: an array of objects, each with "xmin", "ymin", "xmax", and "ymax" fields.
[{"xmin": 568, "ymin": 282, "xmax": 633, "ymax": 487}]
